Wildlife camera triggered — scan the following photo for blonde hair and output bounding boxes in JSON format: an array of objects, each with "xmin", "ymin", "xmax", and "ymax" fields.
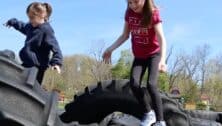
[{"xmin": 26, "ymin": 2, "xmax": 52, "ymax": 21}]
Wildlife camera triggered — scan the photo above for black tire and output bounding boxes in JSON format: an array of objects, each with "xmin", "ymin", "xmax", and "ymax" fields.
[
  {"xmin": 60, "ymin": 80, "xmax": 190, "ymax": 126},
  {"xmin": 0, "ymin": 120, "xmax": 23, "ymax": 126},
  {"xmin": 185, "ymin": 110, "xmax": 222, "ymax": 124},
  {"xmin": 0, "ymin": 50, "xmax": 66, "ymax": 126}
]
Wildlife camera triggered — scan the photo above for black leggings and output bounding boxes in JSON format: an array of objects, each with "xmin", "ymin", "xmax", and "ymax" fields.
[
  {"xmin": 36, "ymin": 69, "xmax": 45, "ymax": 85},
  {"xmin": 130, "ymin": 53, "xmax": 164, "ymax": 121}
]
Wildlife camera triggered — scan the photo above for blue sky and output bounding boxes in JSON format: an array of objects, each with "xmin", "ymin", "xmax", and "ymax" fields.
[{"xmin": 0, "ymin": 0, "xmax": 222, "ymax": 61}]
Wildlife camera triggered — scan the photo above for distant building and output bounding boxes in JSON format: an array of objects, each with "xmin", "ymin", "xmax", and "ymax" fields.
[{"xmin": 185, "ymin": 103, "xmax": 196, "ymax": 110}]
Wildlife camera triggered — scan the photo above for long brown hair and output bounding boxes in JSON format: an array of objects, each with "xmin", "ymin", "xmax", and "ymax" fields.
[
  {"xmin": 26, "ymin": 2, "xmax": 52, "ymax": 21},
  {"xmin": 141, "ymin": 0, "xmax": 156, "ymax": 26}
]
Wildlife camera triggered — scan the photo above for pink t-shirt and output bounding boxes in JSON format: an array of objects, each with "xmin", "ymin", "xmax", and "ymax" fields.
[{"xmin": 125, "ymin": 8, "xmax": 162, "ymax": 58}]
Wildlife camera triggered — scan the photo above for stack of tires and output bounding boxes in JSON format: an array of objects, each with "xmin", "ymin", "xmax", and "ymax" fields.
[
  {"xmin": 0, "ymin": 50, "xmax": 222, "ymax": 126},
  {"xmin": 0, "ymin": 50, "xmax": 65, "ymax": 126}
]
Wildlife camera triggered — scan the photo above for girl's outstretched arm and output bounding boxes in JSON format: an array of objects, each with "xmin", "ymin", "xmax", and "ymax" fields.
[
  {"xmin": 106, "ymin": 22, "xmax": 130, "ymax": 52},
  {"xmin": 5, "ymin": 18, "xmax": 27, "ymax": 35},
  {"xmin": 103, "ymin": 22, "xmax": 130, "ymax": 63},
  {"xmin": 155, "ymin": 23, "xmax": 167, "ymax": 72}
]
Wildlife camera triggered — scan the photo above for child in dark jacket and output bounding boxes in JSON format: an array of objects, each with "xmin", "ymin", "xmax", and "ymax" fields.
[{"xmin": 5, "ymin": 2, "xmax": 63, "ymax": 84}]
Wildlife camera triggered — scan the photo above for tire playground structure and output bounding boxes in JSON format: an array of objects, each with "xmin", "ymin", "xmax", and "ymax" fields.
[{"xmin": 0, "ymin": 50, "xmax": 221, "ymax": 126}]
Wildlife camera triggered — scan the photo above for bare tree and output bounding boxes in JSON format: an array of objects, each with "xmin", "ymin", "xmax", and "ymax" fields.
[
  {"xmin": 196, "ymin": 44, "xmax": 210, "ymax": 95},
  {"xmin": 168, "ymin": 54, "xmax": 183, "ymax": 90},
  {"xmin": 181, "ymin": 53, "xmax": 200, "ymax": 83},
  {"xmin": 166, "ymin": 45, "xmax": 174, "ymax": 64},
  {"xmin": 85, "ymin": 40, "xmax": 112, "ymax": 82},
  {"xmin": 204, "ymin": 54, "xmax": 222, "ymax": 110},
  {"xmin": 166, "ymin": 46, "xmax": 182, "ymax": 90},
  {"xmin": 166, "ymin": 46, "xmax": 198, "ymax": 90}
]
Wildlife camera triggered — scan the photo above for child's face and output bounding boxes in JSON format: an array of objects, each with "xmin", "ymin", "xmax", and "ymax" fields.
[
  {"xmin": 128, "ymin": 0, "xmax": 145, "ymax": 13},
  {"xmin": 28, "ymin": 11, "xmax": 45, "ymax": 27}
]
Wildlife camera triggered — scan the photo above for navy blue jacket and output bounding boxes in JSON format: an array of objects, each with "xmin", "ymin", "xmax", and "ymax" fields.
[{"xmin": 8, "ymin": 18, "xmax": 63, "ymax": 70}]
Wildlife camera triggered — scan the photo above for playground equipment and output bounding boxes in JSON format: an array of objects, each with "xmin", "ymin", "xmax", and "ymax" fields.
[{"xmin": 0, "ymin": 50, "xmax": 221, "ymax": 126}]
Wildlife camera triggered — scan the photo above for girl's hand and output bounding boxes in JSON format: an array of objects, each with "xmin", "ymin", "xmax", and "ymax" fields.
[
  {"xmin": 3, "ymin": 22, "xmax": 11, "ymax": 28},
  {"xmin": 102, "ymin": 49, "xmax": 112, "ymax": 64},
  {"xmin": 159, "ymin": 61, "xmax": 167, "ymax": 73},
  {"xmin": 52, "ymin": 65, "xmax": 61, "ymax": 74},
  {"xmin": 4, "ymin": 19, "xmax": 15, "ymax": 28}
]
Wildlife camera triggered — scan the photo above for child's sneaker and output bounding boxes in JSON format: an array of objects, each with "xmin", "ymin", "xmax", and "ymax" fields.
[
  {"xmin": 153, "ymin": 121, "xmax": 167, "ymax": 126},
  {"xmin": 140, "ymin": 110, "xmax": 156, "ymax": 126}
]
